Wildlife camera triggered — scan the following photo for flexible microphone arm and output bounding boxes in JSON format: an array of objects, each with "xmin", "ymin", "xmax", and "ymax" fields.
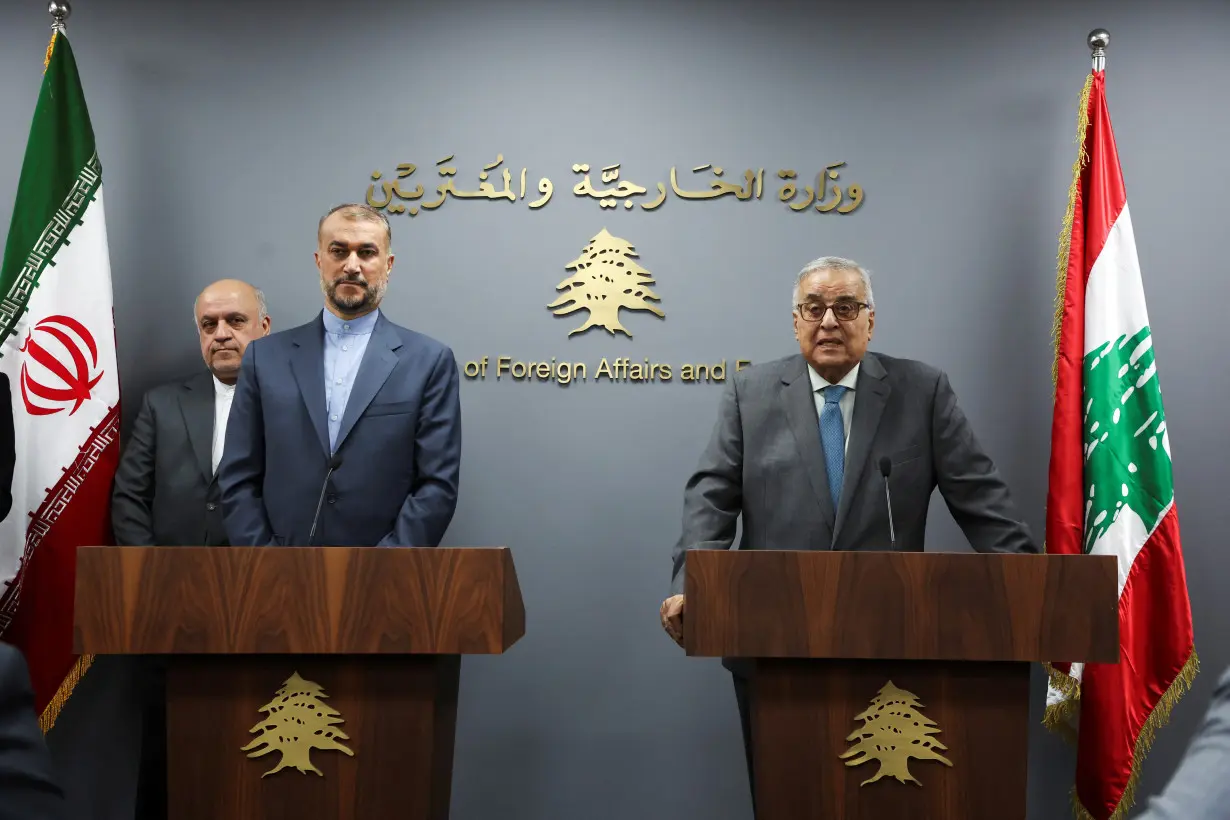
[
  {"xmin": 878, "ymin": 456, "xmax": 896, "ymax": 548},
  {"xmin": 308, "ymin": 453, "xmax": 344, "ymax": 546}
]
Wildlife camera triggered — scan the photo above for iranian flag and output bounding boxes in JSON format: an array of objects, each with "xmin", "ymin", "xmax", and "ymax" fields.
[
  {"xmin": 1044, "ymin": 67, "xmax": 1198, "ymax": 818},
  {"xmin": 0, "ymin": 29, "xmax": 120, "ymax": 729}
]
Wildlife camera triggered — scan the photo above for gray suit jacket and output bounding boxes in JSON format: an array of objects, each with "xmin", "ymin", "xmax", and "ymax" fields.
[
  {"xmin": 111, "ymin": 371, "xmax": 228, "ymax": 546},
  {"xmin": 0, "ymin": 644, "xmax": 64, "ymax": 820},
  {"xmin": 672, "ymin": 352, "xmax": 1037, "ymax": 598},
  {"xmin": 1134, "ymin": 665, "xmax": 1230, "ymax": 820},
  {"xmin": 218, "ymin": 311, "xmax": 461, "ymax": 548}
]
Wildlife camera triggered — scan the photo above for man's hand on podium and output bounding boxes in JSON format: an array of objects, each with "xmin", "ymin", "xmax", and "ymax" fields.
[{"xmin": 660, "ymin": 595, "xmax": 685, "ymax": 647}]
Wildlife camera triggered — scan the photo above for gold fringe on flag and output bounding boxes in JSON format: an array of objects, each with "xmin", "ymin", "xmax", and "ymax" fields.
[
  {"xmin": 1041, "ymin": 70, "xmax": 1094, "ymax": 742},
  {"xmin": 35, "ymin": 22, "xmax": 91, "ymax": 742},
  {"xmin": 1044, "ymin": 69, "xmax": 1201, "ymax": 819},
  {"xmin": 1070, "ymin": 649, "xmax": 1200, "ymax": 820},
  {"xmin": 1050, "ymin": 71, "xmax": 1094, "ymax": 388},
  {"xmin": 1042, "ymin": 662, "xmax": 1081, "ymax": 745},
  {"xmin": 34, "ymin": 18, "xmax": 97, "ymax": 740},
  {"xmin": 43, "ymin": 30, "xmax": 57, "ymax": 72},
  {"xmin": 38, "ymin": 653, "xmax": 94, "ymax": 734}
]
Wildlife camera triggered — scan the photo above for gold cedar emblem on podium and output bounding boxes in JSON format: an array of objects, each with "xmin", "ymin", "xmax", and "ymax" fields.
[
  {"xmin": 242, "ymin": 672, "xmax": 355, "ymax": 777},
  {"xmin": 839, "ymin": 681, "xmax": 953, "ymax": 786},
  {"xmin": 547, "ymin": 228, "xmax": 664, "ymax": 337}
]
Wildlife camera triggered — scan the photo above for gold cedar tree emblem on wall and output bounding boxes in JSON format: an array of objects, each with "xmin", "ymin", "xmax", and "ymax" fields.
[
  {"xmin": 839, "ymin": 681, "xmax": 953, "ymax": 786},
  {"xmin": 242, "ymin": 672, "xmax": 354, "ymax": 777},
  {"xmin": 547, "ymin": 228, "xmax": 664, "ymax": 337}
]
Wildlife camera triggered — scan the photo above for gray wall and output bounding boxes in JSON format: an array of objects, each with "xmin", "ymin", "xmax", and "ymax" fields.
[{"xmin": 3, "ymin": 0, "xmax": 1229, "ymax": 817}]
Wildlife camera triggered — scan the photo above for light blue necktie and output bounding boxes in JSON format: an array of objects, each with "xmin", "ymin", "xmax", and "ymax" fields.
[{"xmin": 819, "ymin": 385, "xmax": 848, "ymax": 510}]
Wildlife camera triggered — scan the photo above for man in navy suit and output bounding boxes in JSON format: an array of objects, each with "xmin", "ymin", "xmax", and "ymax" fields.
[{"xmin": 218, "ymin": 203, "xmax": 461, "ymax": 548}]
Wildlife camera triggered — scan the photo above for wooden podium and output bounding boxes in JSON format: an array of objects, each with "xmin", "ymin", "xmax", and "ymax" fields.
[
  {"xmin": 684, "ymin": 550, "xmax": 1118, "ymax": 820},
  {"xmin": 73, "ymin": 546, "xmax": 525, "ymax": 820}
]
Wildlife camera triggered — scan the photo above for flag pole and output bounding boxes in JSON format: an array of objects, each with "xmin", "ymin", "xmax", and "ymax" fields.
[
  {"xmin": 37, "ymin": 0, "xmax": 100, "ymax": 735},
  {"xmin": 1041, "ymin": 28, "xmax": 1106, "ymax": 740},
  {"xmin": 1089, "ymin": 28, "xmax": 1109, "ymax": 72}
]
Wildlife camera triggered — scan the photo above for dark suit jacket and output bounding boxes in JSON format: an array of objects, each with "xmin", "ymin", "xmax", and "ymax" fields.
[
  {"xmin": 673, "ymin": 352, "xmax": 1037, "ymax": 598},
  {"xmin": 111, "ymin": 371, "xmax": 229, "ymax": 546},
  {"xmin": 0, "ymin": 373, "xmax": 13, "ymax": 524},
  {"xmin": 0, "ymin": 644, "xmax": 63, "ymax": 820},
  {"xmin": 218, "ymin": 311, "xmax": 461, "ymax": 547}
]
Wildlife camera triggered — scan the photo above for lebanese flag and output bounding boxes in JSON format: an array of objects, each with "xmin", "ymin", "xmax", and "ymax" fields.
[
  {"xmin": 1043, "ymin": 69, "xmax": 1198, "ymax": 819},
  {"xmin": 0, "ymin": 30, "xmax": 120, "ymax": 728}
]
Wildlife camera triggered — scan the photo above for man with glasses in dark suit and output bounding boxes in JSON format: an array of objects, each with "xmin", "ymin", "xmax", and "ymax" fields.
[{"xmin": 661, "ymin": 256, "xmax": 1037, "ymax": 812}]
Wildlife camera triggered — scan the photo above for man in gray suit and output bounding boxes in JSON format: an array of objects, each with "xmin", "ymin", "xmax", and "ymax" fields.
[
  {"xmin": 110, "ymin": 278, "xmax": 270, "ymax": 820},
  {"xmin": 218, "ymin": 203, "xmax": 461, "ymax": 549},
  {"xmin": 111, "ymin": 278, "xmax": 272, "ymax": 547},
  {"xmin": 660, "ymin": 256, "xmax": 1037, "ymax": 807}
]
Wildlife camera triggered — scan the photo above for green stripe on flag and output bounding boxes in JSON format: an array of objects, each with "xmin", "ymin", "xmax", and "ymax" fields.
[{"xmin": 0, "ymin": 33, "xmax": 100, "ymax": 348}]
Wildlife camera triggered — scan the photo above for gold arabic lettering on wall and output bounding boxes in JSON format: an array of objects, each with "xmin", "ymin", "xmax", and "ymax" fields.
[{"xmin": 365, "ymin": 157, "xmax": 863, "ymax": 216}]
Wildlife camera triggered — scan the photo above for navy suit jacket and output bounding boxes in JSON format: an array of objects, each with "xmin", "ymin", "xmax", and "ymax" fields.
[{"xmin": 218, "ymin": 311, "xmax": 461, "ymax": 547}]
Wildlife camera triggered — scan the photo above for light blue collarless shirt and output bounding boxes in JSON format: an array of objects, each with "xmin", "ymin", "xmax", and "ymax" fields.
[{"xmin": 323, "ymin": 308, "xmax": 379, "ymax": 452}]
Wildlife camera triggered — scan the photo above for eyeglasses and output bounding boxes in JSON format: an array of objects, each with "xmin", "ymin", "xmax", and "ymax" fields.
[{"xmin": 795, "ymin": 300, "xmax": 870, "ymax": 323}]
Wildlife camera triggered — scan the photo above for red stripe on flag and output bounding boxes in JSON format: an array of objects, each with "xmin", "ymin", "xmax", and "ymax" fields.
[
  {"xmin": 1082, "ymin": 73, "xmax": 1128, "ymax": 272},
  {"xmin": 1, "ymin": 435, "xmax": 118, "ymax": 713},
  {"xmin": 1074, "ymin": 506, "xmax": 1194, "ymax": 818},
  {"xmin": 1045, "ymin": 71, "xmax": 1129, "ymax": 565}
]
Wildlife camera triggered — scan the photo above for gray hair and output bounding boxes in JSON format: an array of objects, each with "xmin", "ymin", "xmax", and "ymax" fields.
[
  {"xmin": 192, "ymin": 285, "xmax": 269, "ymax": 330},
  {"xmin": 317, "ymin": 202, "xmax": 392, "ymax": 249},
  {"xmin": 792, "ymin": 256, "xmax": 875, "ymax": 310},
  {"xmin": 252, "ymin": 286, "xmax": 268, "ymax": 321}
]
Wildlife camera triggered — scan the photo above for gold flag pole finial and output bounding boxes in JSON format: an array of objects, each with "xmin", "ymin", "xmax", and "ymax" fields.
[
  {"xmin": 44, "ymin": 1, "xmax": 70, "ymax": 69},
  {"xmin": 1088, "ymin": 28, "xmax": 1110, "ymax": 72}
]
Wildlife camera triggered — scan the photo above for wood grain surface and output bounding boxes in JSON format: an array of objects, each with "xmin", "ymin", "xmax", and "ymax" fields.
[
  {"xmin": 73, "ymin": 546, "xmax": 525, "ymax": 655},
  {"xmin": 167, "ymin": 654, "xmax": 460, "ymax": 820},
  {"xmin": 685, "ymin": 550, "xmax": 1117, "ymax": 662},
  {"xmin": 752, "ymin": 659, "xmax": 1030, "ymax": 820}
]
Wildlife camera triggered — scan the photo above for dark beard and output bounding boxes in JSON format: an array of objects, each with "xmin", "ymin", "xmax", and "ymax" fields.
[{"xmin": 328, "ymin": 279, "xmax": 374, "ymax": 312}]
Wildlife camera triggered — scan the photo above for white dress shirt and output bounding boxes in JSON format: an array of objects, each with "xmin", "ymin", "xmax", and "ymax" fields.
[
  {"xmin": 807, "ymin": 360, "xmax": 860, "ymax": 453},
  {"xmin": 211, "ymin": 376, "xmax": 236, "ymax": 474}
]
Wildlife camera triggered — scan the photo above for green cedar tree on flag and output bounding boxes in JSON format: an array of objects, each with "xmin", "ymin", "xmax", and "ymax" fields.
[
  {"xmin": 0, "ymin": 27, "xmax": 120, "ymax": 729},
  {"xmin": 1043, "ymin": 63, "xmax": 1198, "ymax": 820}
]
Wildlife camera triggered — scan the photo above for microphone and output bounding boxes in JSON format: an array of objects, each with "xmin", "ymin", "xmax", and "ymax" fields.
[
  {"xmin": 878, "ymin": 456, "xmax": 896, "ymax": 548},
  {"xmin": 307, "ymin": 453, "xmax": 344, "ymax": 546}
]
